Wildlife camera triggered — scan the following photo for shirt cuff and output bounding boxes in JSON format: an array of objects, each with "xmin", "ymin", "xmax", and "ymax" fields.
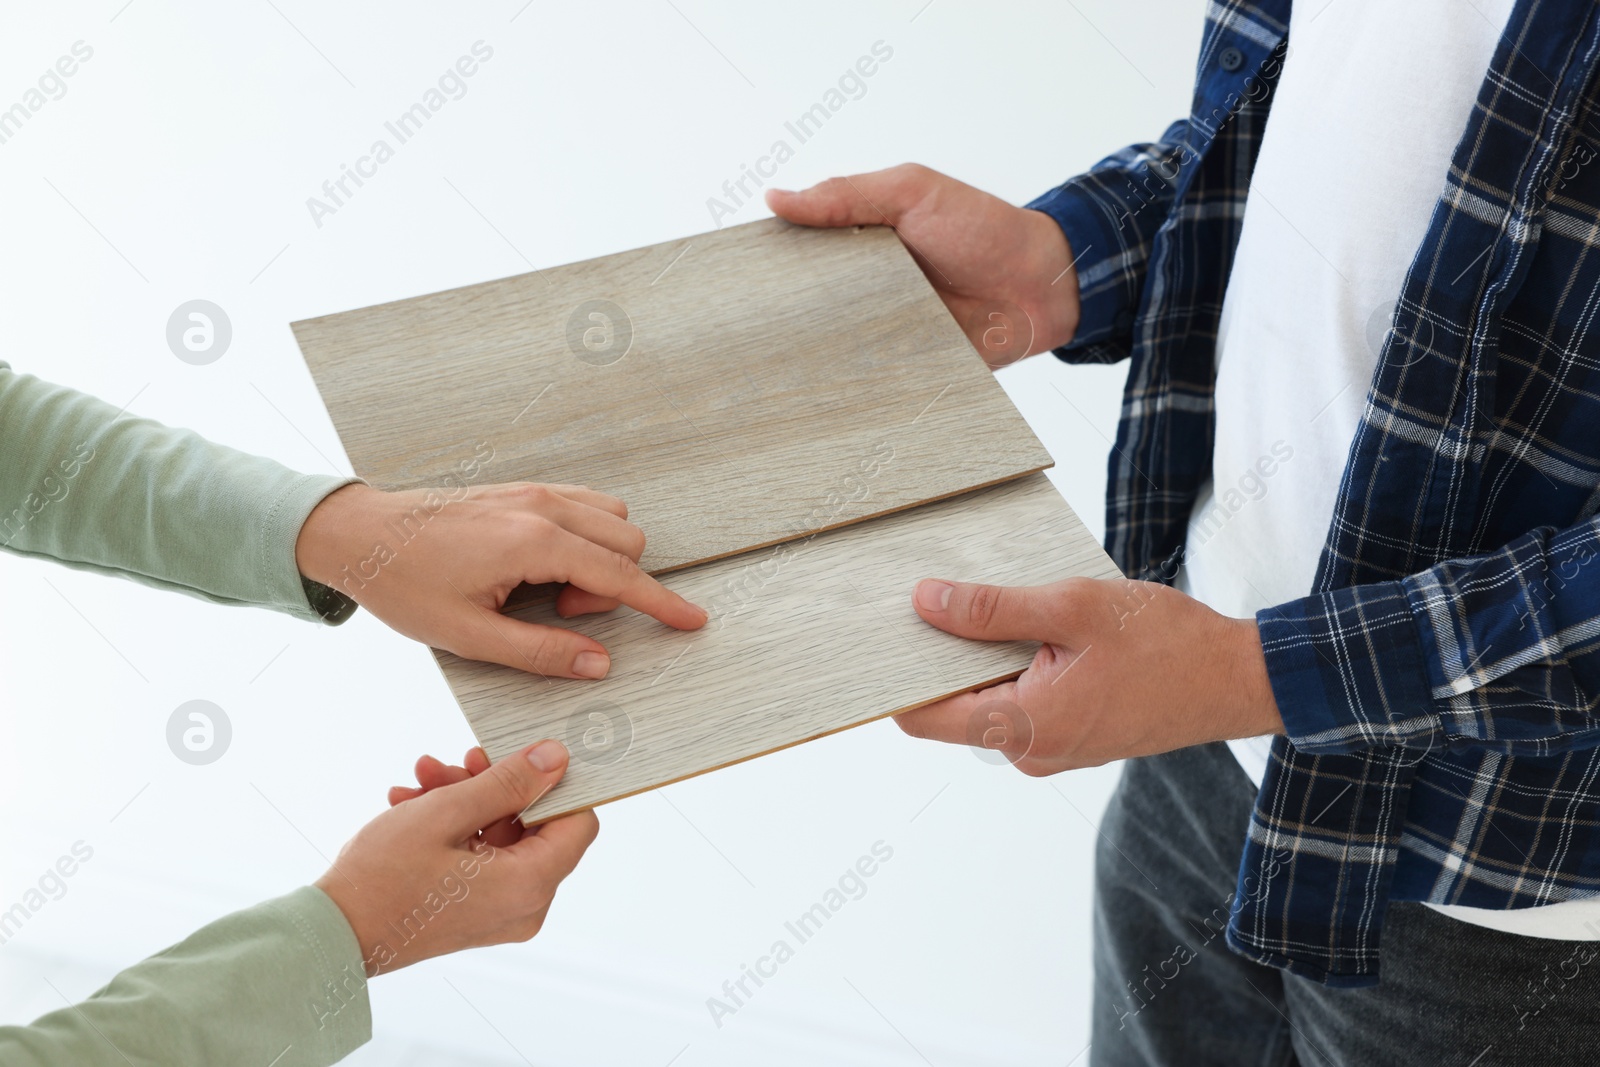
[
  {"xmin": 261, "ymin": 475, "xmax": 361, "ymax": 625},
  {"xmin": 1256, "ymin": 579, "xmax": 1442, "ymax": 753},
  {"xmin": 1024, "ymin": 184, "xmax": 1138, "ymax": 361}
]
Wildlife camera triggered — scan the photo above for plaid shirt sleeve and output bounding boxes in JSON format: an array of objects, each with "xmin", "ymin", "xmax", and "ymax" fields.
[
  {"xmin": 1025, "ymin": 119, "xmax": 1194, "ymax": 365},
  {"xmin": 1260, "ymin": 515, "xmax": 1600, "ymax": 756},
  {"xmin": 1040, "ymin": 0, "xmax": 1600, "ymax": 985}
]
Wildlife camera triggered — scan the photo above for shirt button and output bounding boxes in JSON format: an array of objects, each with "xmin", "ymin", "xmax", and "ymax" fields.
[
  {"xmin": 1113, "ymin": 309, "xmax": 1135, "ymax": 334},
  {"xmin": 1219, "ymin": 46, "xmax": 1244, "ymax": 72}
]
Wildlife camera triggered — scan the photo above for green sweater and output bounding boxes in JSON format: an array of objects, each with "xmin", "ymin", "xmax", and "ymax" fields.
[{"xmin": 0, "ymin": 362, "xmax": 372, "ymax": 1065}]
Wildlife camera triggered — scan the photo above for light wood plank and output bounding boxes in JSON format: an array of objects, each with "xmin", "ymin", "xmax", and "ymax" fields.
[
  {"xmin": 438, "ymin": 474, "xmax": 1121, "ymax": 824},
  {"xmin": 293, "ymin": 218, "xmax": 1053, "ymax": 572}
]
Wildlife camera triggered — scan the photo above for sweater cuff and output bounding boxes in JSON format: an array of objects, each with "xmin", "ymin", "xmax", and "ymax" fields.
[
  {"xmin": 266, "ymin": 886, "xmax": 372, "ymax": 1061},
  {"xmin": 1256, "ymin": 579, "xmax": 1442, "ymax": 754},
  {"xmin": 260, "ymin": 475, "xmax": 361, "ymax": 625}
]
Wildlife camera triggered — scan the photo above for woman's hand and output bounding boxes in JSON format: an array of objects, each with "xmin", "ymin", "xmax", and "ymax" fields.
[
  {"xmin": 295, "ymin": 481, "xmax": 706, "ymax": 679},
  {"xmin": 386, "ymin": 746, "xmax": 528, "ymax": 847},
  {"xmin": 316, "ymin": 739, "xmax": 598, "ymax": 977}
]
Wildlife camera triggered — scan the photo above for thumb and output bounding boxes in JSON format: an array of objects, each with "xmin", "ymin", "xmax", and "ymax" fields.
[
  {"xmin": 766, "ymin": 169, "xmax": 917, "ymax": 228},
  {"xmin": 434, "ymin": 740, "xmax": 569, "ymax": 835},
  {"xmin": 912, "ymin": 578, "xmax": 1063, "ymax": 643},
  {"xmin": 449, "ymin": 611, "xmax": 613, "ymax": 680}
]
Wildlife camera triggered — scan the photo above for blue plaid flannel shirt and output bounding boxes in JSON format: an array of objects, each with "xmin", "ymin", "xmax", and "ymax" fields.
[{"xmin": 1027, "ymin": 0, "xmax": 1600, "ymax": 985}]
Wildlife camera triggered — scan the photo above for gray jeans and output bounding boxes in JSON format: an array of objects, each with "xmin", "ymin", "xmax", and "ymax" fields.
[{"xmin": 1091, "ymin": 742, "xmax": 1600, "ymax": 1066}]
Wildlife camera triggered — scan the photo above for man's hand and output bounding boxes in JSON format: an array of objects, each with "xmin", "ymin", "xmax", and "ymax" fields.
[
  {"xmin": 896, "ymin": 576, "xmax": 1284, "ymax": 774},
  {"xmin": 316, "ymin": 739, "xmax": 597, "ymax": 977},
  {"xmin": 295, "ymin": 481, "xmax": 706, "ymax": 679},
  {"xmin": 766, "ymin": 164, "xmax": 1080, "ymax": 365}
]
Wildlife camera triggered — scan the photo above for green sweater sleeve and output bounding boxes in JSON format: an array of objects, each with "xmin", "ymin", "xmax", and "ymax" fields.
[
  {"xmin": 0, "ymin": 887, "xmax": 372, "ymax": 1066},
  {"xmin": 0, "ymin": 362, "xmax": 359, "ymax": 623}
]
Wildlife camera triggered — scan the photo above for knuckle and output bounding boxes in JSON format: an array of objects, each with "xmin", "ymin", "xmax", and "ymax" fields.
[
  {"xmin": 966, "ymin": 584, "xmax": 1001, "ymax": 631},
  {"xmin": 1052, "ymin": 578, "xmax": 1094, "ymax": 627},
  {"xmin": 521, "ymin": 630, "xmax": 563, "ymax": 672},
  {"xmin": 1059, "ymin": 576, "xmax": 1093, "ymax": 600},
  {"xmin": 890, "ymin": 162, "xmax": 936, "ymax": 204},
  {"xmin": 816, "ymin": 177, "xmax": 857, "ymax": 222},
  {"xmin": 490, "ymin": 766, "xmax": 531, "ymax": 814},
  {"xmin": 607, "ymin": 548, "xmax": 639, "ymax": 584},
  {"xmin": 621, "ymin": 524, "xmax": 647, "ymax": 560},
  {"xmin": 514, "ymin": 483, "xmax": 553, "ymax": 509}
]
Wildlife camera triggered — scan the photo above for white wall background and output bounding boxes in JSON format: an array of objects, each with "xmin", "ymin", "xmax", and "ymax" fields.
[{"xmin": 0, "ymin": 2, "xmax": 1201, "ymax": 1063}]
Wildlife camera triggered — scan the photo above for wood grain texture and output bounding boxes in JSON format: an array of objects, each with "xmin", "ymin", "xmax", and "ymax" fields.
[
  {"xmin": 293, "ymin": 217, "xmax": 1053, "ymax": 573},
  {"xmin": 438, "ymin": 473, "xmax": 1121, "ymax": 824}
]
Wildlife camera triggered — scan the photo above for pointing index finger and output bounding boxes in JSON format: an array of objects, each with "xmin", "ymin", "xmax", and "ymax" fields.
[{"xmin": 552, "ymin": 530, "xmax": 707, "ymax": 631}]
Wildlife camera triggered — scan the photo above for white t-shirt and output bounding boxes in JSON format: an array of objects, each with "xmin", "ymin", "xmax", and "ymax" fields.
[{"xmin": 1175, "ymin": 0, "xmax": 1600, "ymax": 938}]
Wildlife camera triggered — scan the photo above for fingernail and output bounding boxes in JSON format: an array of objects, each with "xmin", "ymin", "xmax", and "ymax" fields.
[
  {"xmin": 916, "ymin": 580, "xmax": 953, "ymax": 612},
  {"xmin": 573, "ymin": 651, "xmax": 609, "ymax": 679},
  {"xmin": 527, "ymin": 739, "xmax": 567, "ymax": 772}
]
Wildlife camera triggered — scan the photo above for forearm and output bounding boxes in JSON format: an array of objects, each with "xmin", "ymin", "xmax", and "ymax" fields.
[
  {"xmin": 0, "ymin": 363, "xmax": 357, "ymax": 623},
  {"xmin": 0, "ymin": 887, "xmax": 370, "ymax": 1067}
]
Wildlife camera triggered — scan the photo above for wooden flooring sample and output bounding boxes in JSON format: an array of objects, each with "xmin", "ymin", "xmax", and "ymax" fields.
[
  {"xmin": 293, "ymin": 217, "xmax": 1052, "ymax": 572},
  {"xmin": 440, "ymin": 473, "xmax": 1121, "ymax": 823}
]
